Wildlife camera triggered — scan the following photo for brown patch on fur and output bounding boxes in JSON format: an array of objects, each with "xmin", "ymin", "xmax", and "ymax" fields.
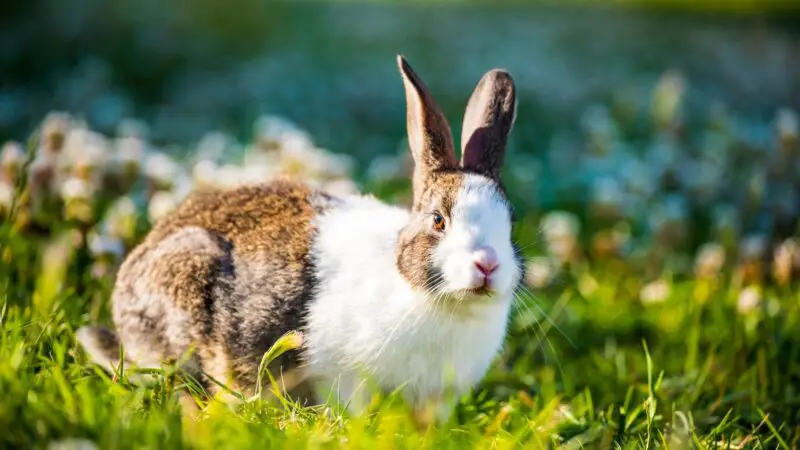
[
  {"xmin": 397, "ymin": 170, "xmax": 465, "ymax": 290},
  {"xmin": 110, "ymin": 180, "xmax": 331, "ymax": 397}
]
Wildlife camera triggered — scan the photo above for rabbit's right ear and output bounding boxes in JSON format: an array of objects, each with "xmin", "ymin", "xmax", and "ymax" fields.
[
  {"xmin": 397, "ymin": 55, "xmax": 457, "ymax": 195},
  {"xmin": 460, "ymin": 69, "xmax": 516, "ymax": 180}
]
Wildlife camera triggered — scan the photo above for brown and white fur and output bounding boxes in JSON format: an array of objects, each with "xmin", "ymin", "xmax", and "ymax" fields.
[{"xmin": 77, "ymin": 56, "xmax": 522, "ymax": 422}]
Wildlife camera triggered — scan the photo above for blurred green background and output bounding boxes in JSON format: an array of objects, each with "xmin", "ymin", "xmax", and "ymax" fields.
[{"xmin": 3, "ymin": 1, "xmax": 799, "ymax": 236}]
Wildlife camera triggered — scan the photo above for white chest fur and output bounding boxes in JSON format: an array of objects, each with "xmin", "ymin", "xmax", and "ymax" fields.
[{"xmin": 305, "ymin": 195, "xmax": 512, "ymax": 409}]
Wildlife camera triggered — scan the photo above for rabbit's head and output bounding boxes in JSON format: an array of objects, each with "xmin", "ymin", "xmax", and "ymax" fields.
[{"xmin": 395, "ymin": 56, "xmax": 521, "ymax": 302}]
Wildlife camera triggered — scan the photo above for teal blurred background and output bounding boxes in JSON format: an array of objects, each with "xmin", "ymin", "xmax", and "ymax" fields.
[{"xmin": 2, "ymin": 0, "xmax": 799, "ymax": 245}]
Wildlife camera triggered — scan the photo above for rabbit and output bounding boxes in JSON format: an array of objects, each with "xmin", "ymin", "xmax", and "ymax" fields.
[{"xmin": 77, "ymin": 55, "xmax": 522, "ymax": 423}]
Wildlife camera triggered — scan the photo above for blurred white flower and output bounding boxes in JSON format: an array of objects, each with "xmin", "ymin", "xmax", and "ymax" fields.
[
  {"xmin": 192, "ymin": 159, "xmax": 219, "ymax": 189},
  {"xmin": 540, "ymin": 211, "xmax": 581, "ymax": 262},
  {"xmin": 60, "ymin": 176, "xmax": 94, "ymax": 202},
  {"xmin": 63, "ymin": 126, "xmax": 107, "ymax": 165},
  {"xmin": 652, "ymin": 70, "xmax": 685, "ymax": 130},
  {"xmin": 694, "ymin": 243, "xmax": 726, "ymax": 278},
  {"xmin": 1, "ymin": 141, "xmax": 25, "ymax": 181},
  {"xmin": 279, "ymin": 144, "xmax": 353, "ymax": 181},
  {"xmin": 110, "ymin": 136, "xmax": 146, "ymax": 176},
  {"xmin": 774, "ymin": 108, "xmax": 798, "ymax": 143},
  {"xmin": 525, "ymin": 257, "xmax": 558, "ymax": 289},
  {"xmin": 27, "ymin": 152, "xmax": 57, "ymax": 196},
  {"xmin": 0, "ymin": 180, "xmax": 14, "ymax": 212},
  {"xmin": 195, "ymin": 130, "xmax": 235, "ymax": 163},
  {"xmin": 243, "ymin": 147, "xmax": 280, "ymax": 168},
  {"xmin": 148, "ymin": 191, "xmax": 180, "ymax": 223},
  {"xmin": 145, "ymin": 151, "xmax": 182, "ymax": 190},
  {"xmin": 214, "ymin": 164, "xmax": 246, "ymax": 189},
  {"xmin": 773, "ymin": 238, "xmax": 799, "ymax": 285},
  {"xmin": 254, "ymin": 115, "xmax": 314, "ymax": 151},
  {"xmin": 323, "ymin": 178, "xmax": 359, "ymax": 197},
  {"xmin": 640, "ymin": 278, "xmax": 671, "ymax": 305},
  {"xmin": 73, "ymin": 137, "xmax": 110, "ymax": 183},
  {"xmin": 103, "ymin": 196, "xmax": 139, "ymax": 241},
  {"xmin": 39, "ymin": 112, "xmax": 72, "ymax": 154},
  {"xmin": 736, "ymin": 286, "xmax": 762, "ymax": 315}
]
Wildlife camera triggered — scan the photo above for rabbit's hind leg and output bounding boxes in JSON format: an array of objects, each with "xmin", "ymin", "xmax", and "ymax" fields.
[{"xmin": 111, "ymin": 226, "xmax": 235, "ymax": 394}]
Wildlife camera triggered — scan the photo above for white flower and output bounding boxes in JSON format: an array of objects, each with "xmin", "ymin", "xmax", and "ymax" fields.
[
  {"xmin": 1, "ymin": 141, "xmax": 25, "ymax": 177},
  {"xmin": 773, "ymin": 238, "xmax": 799, "ymax": 285},
  {"xmin": 148, "ymin": 191, "xmax": 180, "ymax": 223},
  {"xmin": 279, "ymin": 144, "xmax": 353, "ymax": 181},
  {"xmin": 215, "ymin": 164, "xmax": 248, "ymax": 189},
  {"xmin": 694, "ymin": 243, "xmax": 726, "ymax": 278},
  {"xmin": 640, "ymin": 279, "xmax": 671, "ymax": 305},
  {"xmin": 192, "ymin": 159, "xmax": 219, "ymax": 188},
  {"xmin": 243, "ymin": 147, "xmax": 281, "ymax": 169},
  {"xmin": 103, "ymin": 196, "xmax": 139, "ymax": 240},
  {"xmin": 239, "ymin": 164, "xmax": 278, "ymax": 186},
  {"xmin": 541, "ymin": 211, "xmax": 581, "ymax": 262},
  {"xmin": 737, "ymin": 286, "xmax": 762, "ymax": 315},
  {"xmin": 111, "ymin": 136, "xmax": 146, "ymax": 171},
  {"xmin": 323, "ymin": 178, "xmax": 359, "ymax": 197},
  {"xmin": 254, "ymin": 115, "xmax": 314, "ymax": 150},
  {"xmin": 60, "ymin": 176, "xmax": 93, "ymax": 202},
  {"xmin": 195, "ymin": 130, "xmax": 234, "ymax": 163},
  {"xmin": 775, "ymin": 108, "xmax": 798, "ymax": 142},
  {"xmin": 652, "ymin": 70, "xmax": 685, "ymax": 129},
  {"xmin": 0, "ymin": 180, "xmax": 14, "ymax": 211},
  {"xmin": 63, "ymin": 127, "xmax": 108, "ymax": 168},
  {"xmin": 525, "ymin": 257, "xmax": 558, "ymax": 289},
  {"xmin": 145, "ymin": 151, "xmax": 181, "ymax": 188},
  {"xmin": 39, "ymin": 112, "xmax": 72, "ymax": 153}
]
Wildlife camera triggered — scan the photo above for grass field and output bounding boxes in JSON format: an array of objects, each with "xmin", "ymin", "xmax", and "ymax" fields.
[{"xmin": 1, "ymin": 98, "xmax": 799, "ymax": 449}]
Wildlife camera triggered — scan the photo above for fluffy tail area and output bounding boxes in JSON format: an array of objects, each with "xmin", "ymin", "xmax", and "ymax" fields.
[{"xmin": 76, "ymin": 325, "xmax": 125, "ymax": 372}]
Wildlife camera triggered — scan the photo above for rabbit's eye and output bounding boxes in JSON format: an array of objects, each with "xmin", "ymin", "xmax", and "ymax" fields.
[{"xmin": 432, "ymin": 212, "xmax": 446, "ymax": 231}]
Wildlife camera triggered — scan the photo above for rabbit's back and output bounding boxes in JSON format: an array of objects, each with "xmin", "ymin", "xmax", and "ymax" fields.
[{"xmin": 111, "ymin": 180, "xmax": 339, "ymax": 393}]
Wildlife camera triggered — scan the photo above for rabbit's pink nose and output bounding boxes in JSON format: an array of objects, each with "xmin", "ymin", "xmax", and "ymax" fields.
[{"xmin": 473, "ymin": 247, "xmax": 499, "ymax": 276}]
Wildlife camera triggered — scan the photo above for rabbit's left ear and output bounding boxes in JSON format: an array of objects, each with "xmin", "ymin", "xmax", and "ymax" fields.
[{"xmin": 460, "ymin": 69, "xmax": 517, "ymax": 179}]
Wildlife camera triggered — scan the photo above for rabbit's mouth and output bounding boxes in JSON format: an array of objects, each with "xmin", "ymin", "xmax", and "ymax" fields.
[{"xmin": 460, "ymin": 284, "xmax": 494, "ymax": 297}]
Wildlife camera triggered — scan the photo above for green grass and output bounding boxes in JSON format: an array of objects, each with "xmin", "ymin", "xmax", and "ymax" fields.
[{"xmin": 1, "ymin": 188, "xmax": 799, "ymax": 449}]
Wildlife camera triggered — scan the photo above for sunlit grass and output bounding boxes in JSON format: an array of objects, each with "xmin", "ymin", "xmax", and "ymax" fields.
[{"xmin": 2, "ymin": 207, "xmax": 798, "ymax": 448}]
